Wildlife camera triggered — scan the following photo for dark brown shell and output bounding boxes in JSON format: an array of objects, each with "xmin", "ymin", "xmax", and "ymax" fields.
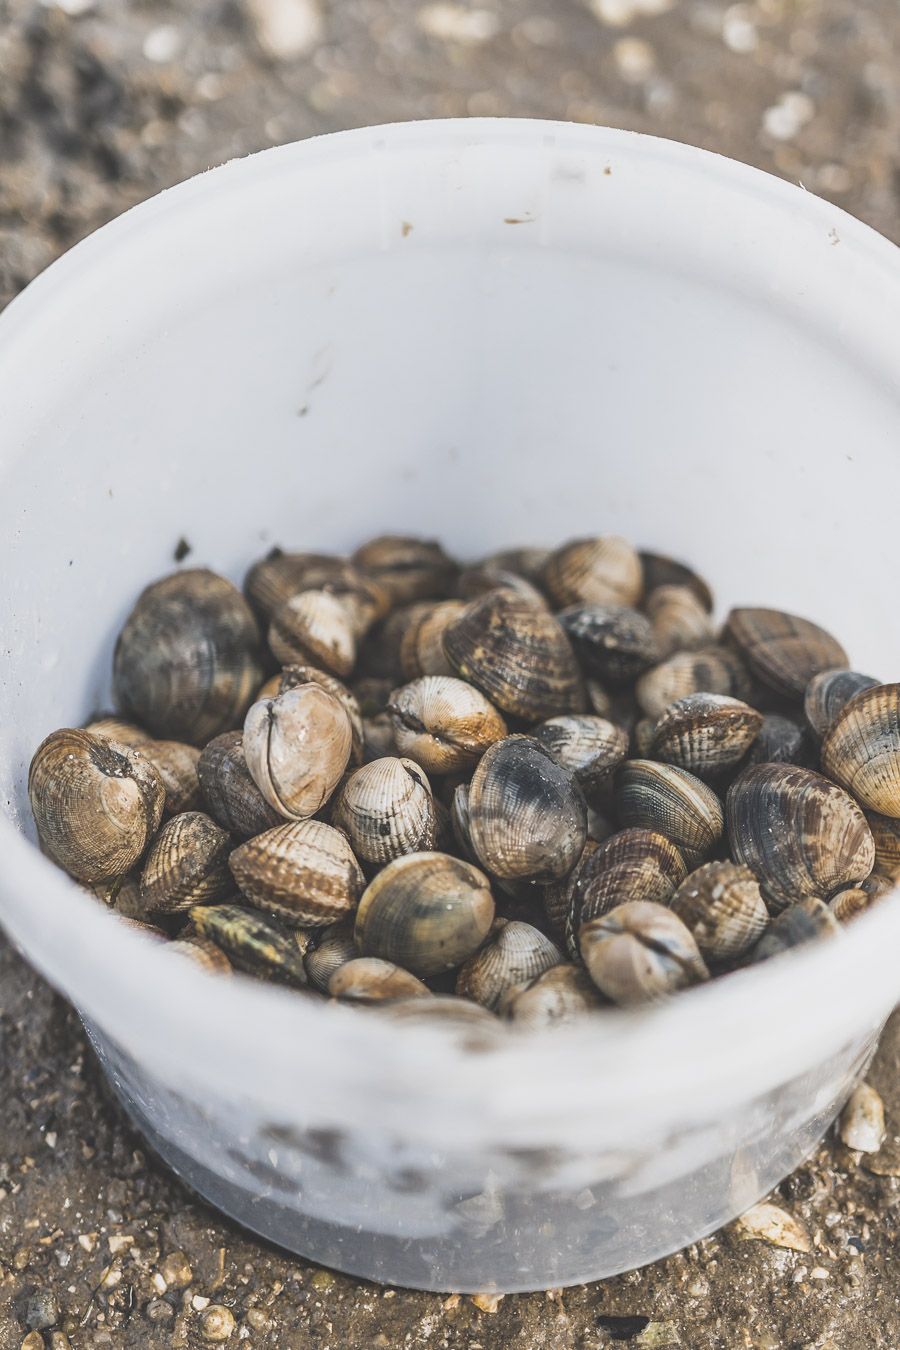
[
  {"xmin": 669, "ymin": 860, "xmax": 769, "ymax": 960},
  {"xmin": 650, "ymin": 693, "xmax": 762, "ymax": 779},
  {"xmin": 543, "ymin": 537, "xmax": 643, "ymax": 609},
  {"xmin": 467, "ymin": 736, "xmax": 587, "ymax": 882},
  {"xmin": 821, "ymin": 684, "xmax": 900, "ymax": 818},
  {"xmin": 443, "ymin": 590, "xmax": 586, "ymax": 721},
  {"xmin": 724, "ymin": 608, "xmax": 848, "ymax": 701},
  {"xmin": 804, "ymin": 669, "xmax": 879, "ymax": 741},
  {"xmin": 198, "ymin": 731, "xmax": 284, "ymax": 839},
  {"xmin": 750, "ymin": 897, "xmax": 840, "ymax": 962},
  {"xmin": 352, "ymin": 535, "xmax": 458, "ymax": 605},
  {"xmin": 533, "ymin": 715, "xmax": 629, "ymax": 802},
  {"xmin": 568, "ymin": 828, "xmax": 687, "ymax": 956},
  {"xmin": 557, "ymin": 605, "xmax": 659, "ymax": 685},
  {"xmin": 616, "ymin": 760, "xmax": 724, "ymax": 861},
  {"xmin": 140, "ymin": 811, "xmax": 234, "ymax": 914},
  {"xmin": 865, "ymin": 812, "xmax": 900, "ymax": 880},
  {"xmin": 138, "ymin": 740, "xmax": 203, "ymax": 816},
  {"xmin": 189, "ymin": 903, "xmax": 310, "ymax": 987},
  {"xmin": 635, "ymin": 646, "xmax": 751, "ymax": 719},
  {"xmin": 29, "ymin": 729, "xmax": 166, "ymax": 883},
  {"xmin": 638, "ymin": 551, "xmax": 714, "ymax": 612},
  {"xmin": 113, "ymin": 569, "xmax": 263, "ymax": 745},
  {"xmin": 746, "ymin": 714, "xmax": 813, "ymax": 768},
  {"xmin": 727, "ymin": 764, "xmax": 876, "ymax": 911}
]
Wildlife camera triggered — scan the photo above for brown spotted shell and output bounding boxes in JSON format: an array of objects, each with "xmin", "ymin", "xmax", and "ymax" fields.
[
  {"xmin": 198, "ymin": 731, "xmax": 285, "ymax": 839},
  {"xmin": 751, "ymin": 897, "xmax": 840, "ymax": 962},
  {"xmin": 650, "ymin": 693, "xmax": 762, "ymax": 779},
  {"xmin": 645, "ymin": 585, "xmax": 715, "ymax": 658},
  {"xmin": 443, "ymin": 589, "xmax": 586, "ymax": 721},
  {"xmin": 278, "ymin": 664, "xmax": 365, "ymax": 767},
  {"xmin": 140, "ymin": 811, "xmax": 234, "ymax": 913},
  {"xmin": 355, "ymin": 851, "xmax": 495, "ymax": 977},
  {"xmin": 387, "ymin": 676, "xmax": 508, "ymax": 775},
  {"xmin": 330, "ymin": 757, "xmax": 436, "ymax": 867},
  {"xmin": 616, "ymin": 760, "xmax": 724, "ymax": 862},
  {"xmin": 580, "ymin": 901, "xmax": 709, "ymax": 1005},
  {"xmin": 534, "ymin": 715, "xmax": 629, "ymax": 802},
  {"xmin": 635, "ymin": 646, "xmax": 751, "ymax": 719},
  {"xmin": 399, "ymin": 600, "xmax": 467, "ymax": 679},
  {"xmin": 571, "ymin": 828, "xmax": 688, "ymax": 954},
  {"xmin": 727, "ymin": 764, "xmax": 876, "ymax": 912},
  {"xmin": 113, "ymin": 569, "xmax": 263, "ymax": 745},
  {"xmin": 804, "ymin": 669, "xmax": 879, "ymax": 741},
  {"xmin": 724, "ymin": 608, "xmax": 848, "ymax": 701},
  {"xmin": 269, "ymin": 590, "xmax": 357, "ymax": 677},
  {"xmin": 304, "ymin": 920, "xmax": 359, "ymax": 992},
  {"xmin": 328, "ymin": 957, "xmax": 431, "ymax": 1002},
  {"xmin": 543, "ymin": 536, "xmax": 643, "ymax": 609},
  {"xmin": 243, "ymin": 685, "xmax": 353, "ymax": 820},
  {"xmin": 229, "ymin": 819, "xmax": 364, "ymax": 926},
  {"xmin": 455, "ymin": 919, "xmax": 564, "ymax": 1010},
  {"xmin": 639, "ymin": 552, "xmax": 713, "ymax": 611},
  {"xmin": 558, "ymin": 605, "xmax": 659, "ymax": 685},
  {"xmin": 352, "ymin": 535, "xmax": 458, "ymax": 605},
  {"xmin": 498, "ymin": 964, "xmax": 604, "ymax": 1026},
  {"xmin": 84, "ymin": 715, "xmax": 151, "ymax": 748},
  {"xmin": 189, "ymin": 903, "xmax": 310, "ymax": 987},
  {"xmin": 821, "ymin": 684, "xmax": 900, "ymax": 818},
  {"xmin": 669, "ymin": 861, "xmax": 769, "ymax": 960},
  {"xmin": 29, "ymin": 728, "xmax": 166, "ymax": 883},
  {"xmin": 467, "ymin": 735, "xmax": 587, "ymax": 882}
]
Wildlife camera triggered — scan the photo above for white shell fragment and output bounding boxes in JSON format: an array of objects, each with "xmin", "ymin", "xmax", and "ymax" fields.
[
  {"xmin": 838, "ymin": 1082, "xmax": 887, "ymax": 1153},
  {"xmin": 732, "ymin": 1201, "xmax": 811, "ymax": 1253}
]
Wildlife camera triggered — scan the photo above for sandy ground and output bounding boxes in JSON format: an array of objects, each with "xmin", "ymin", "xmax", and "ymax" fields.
[{"xmin": 2, "ymin": 0, "xmax": 900, "ymax": 1345}]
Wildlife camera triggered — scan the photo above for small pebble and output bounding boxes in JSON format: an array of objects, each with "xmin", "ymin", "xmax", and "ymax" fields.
[
  {"xmin": 144, "ymin": 1299, "xmax": 175, "ymax": 1323},
  {"xmin": 588, "ymin": 0, "xmax": 672, "ymax": 25},
  {"xmin": 192, "ymin": 1294, "xmax": 211, "ymax": 1310},
  {"xmin": 612, "ymin": 36, "xmax": 656, "ymax": 82},
  {"xmin": 21, "ymin": 1335, "xmax": 45, "ymax": 1350},
  {"xmin": 244, "ymin": 1308, "xmax": 270, "ymax": 1330},
  {"xmin": 142, "ymin": 25, "xmax": 182, "ymax": 63},
  {"xmin": 762, "ymin": 91, "xmax": 815, "ymax": 141},
  {"xmin": 160, "ymin": 1250, "xmax": 194, "ymax": 1289},
  {"xmin": 201, "ymin": 1304, "xmax": 236, "ymax": 1341},
  {"xmin": 24, "ymin": 1289, "xmax": 60, "ymax": 1331},
  {"xmin": 309, "ymin": 1269, "xmax": 336, "ymax": 1291},
  {"xmin": 246, "ymin": 0, "xmax": 323, "ymax": 59},
  {"xmin": 732, "ymin": 1201, "xmax": 811, "ymax": 1253},
  {"xmin": 416, "ymin": 4, "xmax": 501, "ymax": 43},
  {"xmin": 470, "ymin": 1292, "xmax": 504, "ymax": 1312},
  {"xmin": 838, "ymin": 1083, "xmax": 887, "ymax": 1153}
]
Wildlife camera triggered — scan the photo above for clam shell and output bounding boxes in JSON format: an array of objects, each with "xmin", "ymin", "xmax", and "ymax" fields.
[
  {"xmin": 534, "ymin": 715, "xmax": 629, "ymax": 802},
  {"xmin": 650, "ymin": 693, "xmax": 762, "ymax": 779},
  {"xmin": 229, "ymin": 819, "xmax": 365, "ymax": 926},
  {"xmin": 189, "ymin": 903, "xmax": 310, "ymax": 986},
  {"xmin": 198, "ymin": 731, "xmax": 285, "ymax": 839},
  {"xmin": 746, "ymin": 714, "xmax": 813, "ymax": 768},
  {"xmin": 388, "ymin": 676, "xmax": 508, "ymax": 775},
  {"xmin": 357, "ymin": 602, "xmax": 432, "ymax": 682},
  {"xmin": 244, "ymin": 549, "xmax": 341, "ymax": 619},
  {"xmin": 352, "ymin": 535, "xmax": 458, "ymax": 605},
  {"xmin": 109, "ymin": 873, "xmax": 145, "ymax": 919},
  {"xmin": 645, "ymin": 584, "xmax": 715, "ymax": 658},
  {"xmin": 638, "ymin": 551, "xmax": 713, "ymax": 612},
  {"xmin": 304, "ymin": 920, "xmax": 359, "ymax": 992},
  {"xmin": 167, "ymin": 935, "xmax": 233, "ymax": 975},
  {"xmin": 329, "ymin": 956, "xmax": 431, "ymax": 1002},
  {"xmin": 570, "ymin": 828, "xmax": 688, "ymax": 954},
  {"xmin": 455, "ymin": 919, "xmax": 564, "ymax": 1009},
  {"xmin": 542, "ymin": 838, "xmax": 599, "ymax": 938},
  {"xmin": 543, "ymin": 536, "xmax": 643, "ymax": 609},
  {"xmin": 829, "ymin": 875, "xmax": 895, "ymax": 923},
  {"xmin": 443, "ymin": 590, "xmax": 586, "ymax": 721},
  {"xmin": 821, "ymin": 683, "xmax": 900, "ymax": 817},
  {"xmin": 268, "ymin": 590, "xmax": 357, "ymax": 677},
  {"xmin": 498, "ymin": 964, "xmax": 604, "ymax": 1026},
  {"xmin": 140, "ymin": 811, "xmax": 234, "ymax": 914},
  {"xmin": 467, "ymin": 735, "xmax": 587, "ymax": 882},
  {"xmin": 580, "ymin": 900, "xmax": 709, "ymax": 1005},
  {"xmin": 29, "ymin": 728, "xmax": 166, "ymax": 883},
  {"xmin": 330, "ymin": 757, "xmax": 436, "ymax": 867},
  {"xmin": 750, "ymin": 897, "xmax": 840, "ymax": 963},
  {"xmin": 243, "ymin": 684, "xmax": 353, "ymax": 820},
  {"xmin": 399, "ymin": 600, "xmax": 467, "ymax": 679},
  {"xmin": 558, "ymin": 604, "xmax": 659, "ymax": 685},
  {"xmin": 635, "ymin": 646, "xmax": 751, "ymax": 719},
  {"xmin": 377, "ymin": 996, "xmax": 499, "ymax": 1032},
  {"xmin": 633, "ymin": 717, "xmax": 657, "ymax": 758},
  {"xmin": 138, "ymin": 739, "xmax": 203, "ymax": 816},
  {"xmin": 669, "ymin": 861, "xmax": 769, "ymax": 960},
  {"xmin": 616, "ymin": 760, "xmax": 724, "ymax": 862},
  {"xmin": 113, "ymin": 568, "xmax": 263, "ymax": 745},
  {"xmin": 467, "ymin": 547, "xmax": 551, "ymax": 587},
  {"xmin": 456, "ymin": 565, "xmax": 547, "ymax": 606},
  {"xmin": 724, "ymin": 608, "xmax": 848, "ymax": 701},
  {"xmin": 727, "ymin": 764, "xmax": 876, "ymax": 911},
  {"xmin": 84, "ymin": 715, "xmax": 151, "ymax": 748},
  {"xmin": 865, "ymin": 811, "xmax": 900, "ymax": 879},
  {"xmin": 355, "ymin": 851, "xmax": 495, "ymax": 976},
  {"xmin": 279, "ymin": 664, "xmax": 365, "ymax": 766},
  {"xmin": 804, "ymin": 669, "xmax": 879, "ymax": 741}
]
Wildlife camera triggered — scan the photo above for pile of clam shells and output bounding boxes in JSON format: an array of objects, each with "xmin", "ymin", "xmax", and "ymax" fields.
[{"xmin": 28, "ymin": 535, "xmax": 900, "ymax": 1029}]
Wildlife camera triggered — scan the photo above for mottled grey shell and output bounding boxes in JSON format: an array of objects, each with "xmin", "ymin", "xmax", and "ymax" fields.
[
  {"xmin": 455, "ymin": 920, "xmax": 564, "ymax": 1009},
  {"xmin": 189, "ymin": 903, "xmax": 310, "ymax": 987},
  {"xmin": 29, "ymin": 728, "xmax": 166, "ymax": 883},
  {"xmin": 352, "ymin": 534, "xmax": 458, "ymax": 605},
  {"xmin": 534, "ymin": 715, "xmax": 629, "ymax": 802},
  {"xmin": 330, "ymin": 757, "xmax": 436, "ymax": 867},
  {"xmin": 727, "ymin": 764, "xmax": 876, "ymax": 912},
  {"xmin": 751, "ymin": 897, "xmax": 840, "ymax": 962},
  {"xmin": 355, "ymin": 851, "xmax": 495, "ymax": 977},
  {"xmin": 669, "ymin": 861, "xmax": 769, "ymax": 960},
  {"xmin": 639, "ymin": 552, "xmax": 713, "ymax": 611},
  {"xmin": 113, "ymin": 569, "xmax": 263, "ymax": 745},
  {"xmin": 804, "ymin": 669, "xmax": 879, "ymax": 742},
  {"xmin": 328, "ymin": 957, "xmax": 431, "ymax": 1002},
  {"xmin": 580, "ymin": 901, "xmax": 709, "ymax": 1005},
  {"xmin": 229, "ymin": 819, "xmax": 365, "ymax": 926},
  {"xmin": 543, "ymin": 536, "xmax": 643, "ymax": 609},
  {"xmin": 498, "ymin": 964, "xmax": 604, "ymax": 1026},
  {"xmin": 304, "ymin": 920, "xmax": 359, "ymax": 992},
  {"xmin": 650, "ymin": 693, "xmax": 762, "ymax": 779},
  {"xmin": 821, "ymin": 683, "xmax": 900, "ymax": 818},
  {"xmin": 645, "ymin": 585, "xmax": 715, "ymax": 658},
  {"xmin": 724, "ymin": 607, "xmax": 848, "ymax": 701},
  {"xmin": 467, "ymin": 735, "xmax": 587, "ymax": 882},
  {"xmin": 558, "ymin": 605, "xmax": 659, "ymax": 685},
  {"xmin": 635, "ymin": 646, "xmax": 751, "ymax": 719},
  {"xmin": 140, "ymin": 811, "xmax": 234, "ymax": 914},
  {"xmin": 746, "ymin": 714, "xmax": 812, "ymax": 768},
  {"xmin": 198, "ymin": 731, "xmax": 284, "ymax": 839},
  {"xmin": 829, "ymin": 875, "xmax": 894, "ymax": 923},
  {"xmin": 616, "ymin": 761, "xmax": 724, "ymax": 862},
  {"xmin": 443, "ymin": 589, "xmax": 586, "ymax": 721}
]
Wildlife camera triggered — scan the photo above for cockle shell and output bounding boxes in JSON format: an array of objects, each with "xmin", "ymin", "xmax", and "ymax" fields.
[
  {"xmin": 330, "ymin": 757, "xmax": 436, "ymax": 867},
  {"xmin": 821, "ymin": 683, "xmax": 900, "ymax": 818},
  {"xmin": 140, "ymin": 811, "xmax": 234, "ymax": 914},
  {"xmin": 724, "ymin": 607, "xmax": 848, "ymax": 701},
  {"xmin": 455, "ymin": 919, "xmax": 564, "ymax": 1010},
  {"xmin": 229, "ymin": 819, "xmax": 365, "ymax": 926}
]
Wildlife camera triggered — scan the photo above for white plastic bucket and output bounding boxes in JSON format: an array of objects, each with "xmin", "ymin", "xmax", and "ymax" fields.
[{"xmin": 1, "ymin": 120, "xmax": 899, "ymax": 1293}]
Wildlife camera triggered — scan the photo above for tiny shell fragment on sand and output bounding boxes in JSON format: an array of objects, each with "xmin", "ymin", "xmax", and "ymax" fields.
[
  {"xmin": 732, "ymin": 1201, "xmax": 811, "ymax": 1253},
  {"xmin": 838, "ymin": 1082, "xmax": 887, "ymax": 1153}
]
